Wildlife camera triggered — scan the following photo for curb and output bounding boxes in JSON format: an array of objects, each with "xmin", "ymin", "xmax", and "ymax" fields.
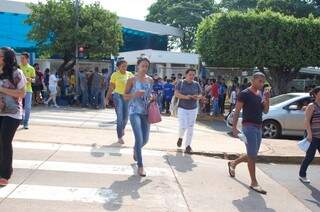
[{"xmin": 189, "ymin": 151, "xmax": 320, "ymax": 165}]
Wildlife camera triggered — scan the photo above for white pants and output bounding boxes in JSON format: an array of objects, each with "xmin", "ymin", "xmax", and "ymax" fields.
[{"xmin": 178, "ymin": 107, "xmax": 198, "ymax": 147}]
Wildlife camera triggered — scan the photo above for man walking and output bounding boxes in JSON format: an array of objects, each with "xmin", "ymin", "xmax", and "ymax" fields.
[
  {"xmin": 20, "ymin": 52, "xmax": 36, "ymax": 129},
  {"xmin": 228, "ymin": 72, "xmax": 270, "ymax": 195}
]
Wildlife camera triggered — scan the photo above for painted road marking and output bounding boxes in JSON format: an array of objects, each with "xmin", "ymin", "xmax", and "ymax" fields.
[{"xmin": 13, "ymin": 160, "xmax": 172, "ymax": 177}]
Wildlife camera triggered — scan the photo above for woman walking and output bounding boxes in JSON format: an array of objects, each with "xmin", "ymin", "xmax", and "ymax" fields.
[
  {"xmin": 44, "ymin": 69, "xmax": 59, "ymax": 108},
  {"xmin": 124, "ymin": 57, "xmax": 153, "ymax": 177},
  {"xmin": 299, "ymin": 86, "xmax": 320, "ymax": 183},
  {"xmin": 0, "ymin": 47, "xmax": 27, "ymax": 186},
  {"xmin": 106, "ymin": 60, "xmax": 133, "ymax": 144},
  {"xmin": 175, "ymin": 69, "xmax": 202, "ymax": 154}
]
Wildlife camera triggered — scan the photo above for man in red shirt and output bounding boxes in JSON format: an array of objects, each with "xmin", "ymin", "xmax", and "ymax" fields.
[{"xmin": 210, "ymin": 79, "xmax": 219, "ymax": 116}]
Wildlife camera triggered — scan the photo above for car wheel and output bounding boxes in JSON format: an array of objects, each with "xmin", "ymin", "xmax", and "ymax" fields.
[{"xmin": 262, "ymin": 120, "xmax": 281, "ymax": 139}]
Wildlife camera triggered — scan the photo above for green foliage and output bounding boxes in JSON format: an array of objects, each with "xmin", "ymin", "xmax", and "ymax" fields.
[
  {"xmin": 257, "ymin": 0, "xmax": 320, "ymax": 18},
  {"xmin": 219, "ymin": 0, "xmax": 258, "ymax": 11},
  {"xmin": 146, "ymin": 0, "xmax": 218, "ymax": 52},
  {"xmin": 196, "ymin": 11, "xmax": 320, "ymax": 93},
  {"xmin": 26, "ymin": 0, "xmax": 123, "ymax": 62}
]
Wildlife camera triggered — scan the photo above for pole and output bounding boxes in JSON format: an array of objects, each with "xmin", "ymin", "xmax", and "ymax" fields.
[{"xmin": 75, "ymin": 0, "xmax": 80, "ymax": 94}]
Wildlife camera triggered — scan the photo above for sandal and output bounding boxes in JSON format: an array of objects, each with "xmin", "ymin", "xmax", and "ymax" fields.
[
  {"xmin": 250, "ymin": 185, "xmax": 267, "ymax": 195},
  {"xmin": 228, "ymin": 162, "xmax": 235, "ymax": 178}
]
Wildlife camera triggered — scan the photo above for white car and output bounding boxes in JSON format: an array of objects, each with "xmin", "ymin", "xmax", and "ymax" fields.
[{"xmin": 226, "ymin": 93, "xmax": 312, "ymax": 138}]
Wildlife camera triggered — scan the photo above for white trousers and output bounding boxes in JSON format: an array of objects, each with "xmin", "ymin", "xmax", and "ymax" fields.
[{"xmin": 178, "ymin": 107, "xmax": 198, "ymax": 147}]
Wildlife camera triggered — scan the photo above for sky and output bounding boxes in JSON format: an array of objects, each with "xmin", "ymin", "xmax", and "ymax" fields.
[{"xmin": 13, "ymin": 0, "xmax": 157, "ymax": 20}]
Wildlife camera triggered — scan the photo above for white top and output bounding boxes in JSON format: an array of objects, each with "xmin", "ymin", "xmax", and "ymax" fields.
[
  {"xmin": 0, "ymin": 69, "xmax": 27, "ymax": 120},
  {"xmin": 49, "ymin": 74, "xmax": 58, "ymax": 87},
  {"xmin": 231, "ymin": 91, "xmax": 237, "ymax": 104}
]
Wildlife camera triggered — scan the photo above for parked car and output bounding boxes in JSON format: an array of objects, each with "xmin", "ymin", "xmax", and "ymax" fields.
[{"xmin": 226, "ymin": 93, "xmax": 312, "ymax": 138}]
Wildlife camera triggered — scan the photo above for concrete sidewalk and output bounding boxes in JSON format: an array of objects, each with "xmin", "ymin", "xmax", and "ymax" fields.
[{"xmin": 14, "ymin": 107, "xmax": 319, "ymax": 164}]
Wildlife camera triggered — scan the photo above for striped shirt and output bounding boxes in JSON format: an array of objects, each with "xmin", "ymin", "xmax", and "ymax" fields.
[{"xmin": 311, "ymin": 103, "xmax": 320, "ymax": 138}]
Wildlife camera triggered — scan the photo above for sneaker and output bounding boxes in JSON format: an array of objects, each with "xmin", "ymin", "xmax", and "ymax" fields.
[
  {"xmin": 210, "ymin": 112, "xmax": 213, "ymax": 116},
  {"xmin": 54, "ymin": 104, "xmax": 60, "ymax": 108},
  {"xmin": 185, "ymin": 146, "xmax": 192, "ymax": 154},
  {"xmin": 23, "ymin": 125, "xmax": 29, "ymax": 130},
  {"xmin": 299, "ymin": 176, "xmax": 311, "ymax": 183},
  {"xmin": 0, "ymin": 178, "xmax": 9, "ymax": 186},
  {"xmin": 177, "ymin": 138, "xmax": 183, "ymax": 147}
]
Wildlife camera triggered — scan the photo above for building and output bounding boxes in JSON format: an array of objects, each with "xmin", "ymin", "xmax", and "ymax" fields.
[{"xmin": 0, "ymin": 0, "xmax": 200, "ymax": 76}]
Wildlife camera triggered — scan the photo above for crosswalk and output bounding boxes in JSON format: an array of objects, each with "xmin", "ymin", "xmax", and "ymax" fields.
[{"xmin": 0, "ymin": 141, "xmax": 188, "ymax": 211}]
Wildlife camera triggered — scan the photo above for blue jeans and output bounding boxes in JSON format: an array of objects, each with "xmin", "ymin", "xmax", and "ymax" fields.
[
  {"xmin": 81, "ymin": 89, "xmax": 89, "ymax": 107},
  {"xmin": 100, "ymin": 88, "xmax": 106, "ymax": 109},
  {"xmin": 211, "ymin": 98, "xmax": 219, "ymax": 115},
  {"xmin": 156, "ymin": 93, "xmax": 163, "ymax": 112},
  {"xmin": 23, "ymin": 92, "xmax": 32, "ymax": 126},
  {"xmin": 91, "ymin": 88, "xmax": 100, "ymax": 107},
  {"xmin": 299, "ymin": 137, "xmax": 320, "ymax": 177},
  {"xmin": 113, "ymin": 93, "xmax": 129, "ymax": 139},
  {"xmin": 130, "ymin": 114, "xmax": 150, "ymax": 167},
  {"xmin": 242, "ymin": 125, "xmax": 262, "ymax": 158}
]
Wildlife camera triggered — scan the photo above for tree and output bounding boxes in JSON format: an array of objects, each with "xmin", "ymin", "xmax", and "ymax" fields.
[
  {"xmin": 257, "ymin": 0, "xmax": 320, "ymax": 17},
  {"xmin": 26, "ymin": 0, "xmax": 123, "ymax": 73},
  {"xmin": 219, "ymin": 0, "xmax": 258, "ymax": 11},
  {"xmin": 196, "ymin": 11, "xmax": 320, "ymax": 95},
  {"xmin": 146, "ymin": 0, "xmax": 217, "ymax": 52}
]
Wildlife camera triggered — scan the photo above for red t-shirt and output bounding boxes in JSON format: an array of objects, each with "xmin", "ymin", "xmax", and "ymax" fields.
[{"xmin": 211, "ymin": 84, "xmax": 219, "ymax": 98}]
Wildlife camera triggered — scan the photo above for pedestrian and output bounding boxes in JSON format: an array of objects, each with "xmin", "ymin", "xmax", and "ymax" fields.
[
  {"xmin": 175, "ymin": 68, "xmax": 202, "ymax": 154},
  {"xmin": 78, "ymin": 70, "xmax": 88, "ymax": 107},
  {"xmin": 124, "ymin": 57, "xmax": 154, "ymax": 177},
  {"xmin": 153, "ymin": 75, "xmax": 164, "ymax": 112},
  {"xmin": 210, "ymin": 79, "xmax": 219, "ymax": 116},
  {"xmin": 163, "ymin": 79, "xmax": 175, "ymax": 114},
  {"xmin": 20, "ymin": 52, "xmax": 35, "ymax": 129},
  {"xmin": 299, "ymin": 86, "xmax": 320, "ymax": 183},
  {"xmin": 91, "ymin": 67, "xmax": 101, "ymax": 109},
  {"xmin": 106, "ymin": 60, "xmax": 133, "ymax": 144},
  {"xmin": 32, "ymin": 63, "xmax": 44, "ymax": 104},
  {"xmin": 227, "ymin": 86, "xmax": 240, "ymax": 117},
  {"xmin": 218, "ymin": 78, "xmax": 228, "ymax": 115},
  {"xmin": 228, "ymin": 72, "xmax": 270, "ymax": 195},
  {"xmin": 0, "ymin": 47, "xmax": 27, "ymax": 186},
  {"xmin": 44, "ymin": 69, "xmax": 59, "ymax": 108},
  {"xmin": 99, "ymin": 69, "xmax": 109, "ymax": 109}
]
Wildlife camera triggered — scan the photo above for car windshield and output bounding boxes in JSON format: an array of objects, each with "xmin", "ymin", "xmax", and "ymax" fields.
[{"xmin": 270, "ymin": 94, "xmax": 300, "ymax": 106}]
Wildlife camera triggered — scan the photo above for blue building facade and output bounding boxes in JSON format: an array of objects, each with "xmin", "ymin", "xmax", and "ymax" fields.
[{"xmin": 0, "ymin": 11, "xmax": 168, "ymax": 55}]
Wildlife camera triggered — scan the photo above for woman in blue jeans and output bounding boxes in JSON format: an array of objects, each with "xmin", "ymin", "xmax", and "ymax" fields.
[
  {"xmin": 124, "ymin": 57, "xmax": 153, "ymax": 177},
  {"xmin": 106, "ymin": 60, "xmax": 133, "ymax": 144},
  {"xmin": 299, "ymin": 86, "xmax": 320, "ymax": 183}
]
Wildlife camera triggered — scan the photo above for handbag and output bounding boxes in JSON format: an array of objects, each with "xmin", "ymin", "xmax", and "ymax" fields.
[
  {"xmin": 298, "ymin": 138, "xmax": 310, "ymax": 152},
  {"xmin": 148, "ymin": 100, "xmax": 162, "ymax": 124}
]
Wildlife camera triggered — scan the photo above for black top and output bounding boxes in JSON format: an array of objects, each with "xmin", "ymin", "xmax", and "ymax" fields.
[{"xmin": 238, "ymin": 88, "xmax": 264, "ymax": 125}]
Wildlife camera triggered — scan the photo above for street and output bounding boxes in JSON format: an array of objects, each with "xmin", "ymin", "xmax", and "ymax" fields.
[{"xmin": 0, "ymin": 107, "xmax": 316, "ymax": 211}]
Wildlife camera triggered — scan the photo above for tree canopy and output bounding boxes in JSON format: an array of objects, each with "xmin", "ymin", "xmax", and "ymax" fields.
[
  {"xmin": 196, "ymin": 11, "xmax": 320, "ymax": 94},
  {"xmin": 257, "ymin": 0, "xmax": 320, "ymax": 17},
  {"xmin": 26, "ymin": 0, "xmax": 123, "ymax": 72},
  {"xmin": 146, "ymin": 0, "xmax": 217, "ymax": 52}
]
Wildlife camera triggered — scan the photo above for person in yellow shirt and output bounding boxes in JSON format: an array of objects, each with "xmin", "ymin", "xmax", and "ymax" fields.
[
  {"xmin": 20, "ymin": 52, "xmax": 36, "ymax": 129},
  {"xmin": 106, "ymin": 60, "xmax": 133, "ymax": 144}
]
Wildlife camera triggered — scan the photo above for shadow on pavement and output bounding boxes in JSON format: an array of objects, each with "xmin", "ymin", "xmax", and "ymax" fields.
[
  {"xmin": 303, "ymin": 183, "xmax": 320, "ymax": 207},
  {"xmin": 90, "ymin": 142, "xmax": 123, "ymax": 158},
  {"xmin": 98, "ymin": 120, "xmax": 117, "ymax": 128},
  {"xmin": 100, "ymin": 174, "xmax": 152, "ymax": 211},
  {"xmin": 232, "ymin": 178, "xmax": 276, "ymax": 212},
  {"xmin": 164, "ymin": 151, "xmax": 197, "ymax": 173}
]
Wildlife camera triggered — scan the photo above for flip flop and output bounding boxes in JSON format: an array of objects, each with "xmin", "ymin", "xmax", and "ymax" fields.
[
  {"xmin": 228, "ymin": 162, "xmax": 235, "ymax": 178},
  {"xmin": 250, "ymin": 186, "xmax": 267, "ymax": 195}
]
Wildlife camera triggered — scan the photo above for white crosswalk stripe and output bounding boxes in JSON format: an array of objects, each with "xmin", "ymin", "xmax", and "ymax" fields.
[{"xmin": 0, "ymin": 141, "xmax": 188, "ymax": 211}]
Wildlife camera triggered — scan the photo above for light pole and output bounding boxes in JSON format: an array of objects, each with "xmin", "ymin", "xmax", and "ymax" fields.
[{"xmin": 75, "ymin": 0, "xmax": 80, "ymax": 94}]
